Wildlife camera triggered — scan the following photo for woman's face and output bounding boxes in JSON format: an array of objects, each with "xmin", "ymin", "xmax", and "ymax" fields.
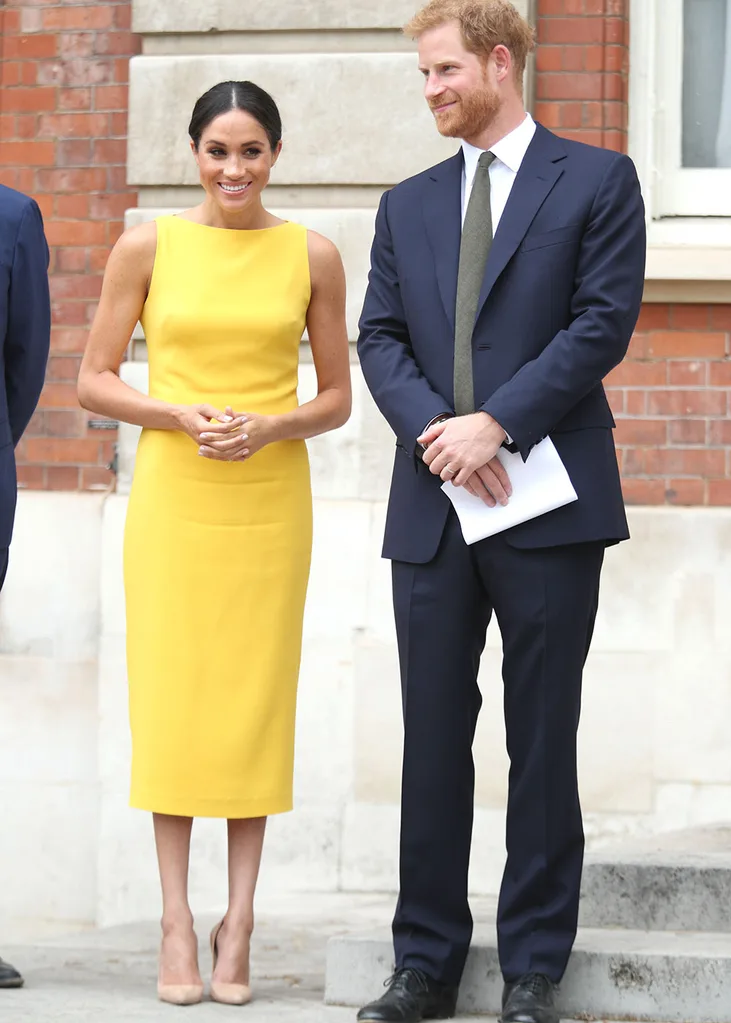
[{"xmin": 192, "ymin": 109, "xmax": 281, "ymax": 214}]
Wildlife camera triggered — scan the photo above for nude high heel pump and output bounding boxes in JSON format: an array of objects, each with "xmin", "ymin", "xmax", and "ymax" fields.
[
  {"xmin": 210, "ymin": 919, "xmax": 252, "ymax": 1006},
  {"xmin": 157, "ymin": 946, "xmax": 204, "ymax": 1006}
]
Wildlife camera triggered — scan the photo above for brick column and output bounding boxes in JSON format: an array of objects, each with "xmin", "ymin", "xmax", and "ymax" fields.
[
  {"xmin": 0, "ymin": 0, "xmax": 140, "ymax": 490},
  {"xmin": 606, "ymin": 306, "xmax": 731, "ymax": 507},
  {"xmin": 534, "ymin": 0, "xmax": 629, "ymax": 153}
]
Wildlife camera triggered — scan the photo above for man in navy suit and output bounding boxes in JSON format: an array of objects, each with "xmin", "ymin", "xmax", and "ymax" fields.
[
  {"xmin": 0, "ymin": 183, "xmax": 51, "ymax": 988},
  {"xmin": 356, "ymin": 3, "xmax": 645, "ymax": 1022}
]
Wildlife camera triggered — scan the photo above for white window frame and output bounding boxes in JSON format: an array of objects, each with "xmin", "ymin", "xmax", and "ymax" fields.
[
  {"xmin": 656, "ymin": 0, "xmax": 731, "ymax": 216},
  {"xmin": 630, "ymin": 0, "xmax": 731, "ymax": 283}
]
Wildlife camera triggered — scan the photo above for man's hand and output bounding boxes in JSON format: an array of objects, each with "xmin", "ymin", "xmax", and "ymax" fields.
[
  {"xmin": 463, "ymin": 461, "xmax": 513, "ymax": 508},
  {"xmin": 418, "ymin": 412, "xmax": 512, "ymax": 503}
]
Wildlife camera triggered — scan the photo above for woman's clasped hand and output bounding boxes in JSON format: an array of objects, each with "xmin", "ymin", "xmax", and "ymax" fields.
[{"xmin": 177, "ymin": 403, "xmax": 275, "ymax": 462}]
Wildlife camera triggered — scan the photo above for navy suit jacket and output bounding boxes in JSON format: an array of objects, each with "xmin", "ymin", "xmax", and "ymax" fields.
[
  {"xmin": 358, "ymin": 123, "xmax": 646, "ymax": 563},
  {"xmin": 0, "ymin": 185, "xmax": 51, "ymax": 549}
]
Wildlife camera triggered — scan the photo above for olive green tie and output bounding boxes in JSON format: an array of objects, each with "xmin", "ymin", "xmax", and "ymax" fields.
[{"xmin": 454, "ymin": 150, "xmax": 496, "ymax": 416}]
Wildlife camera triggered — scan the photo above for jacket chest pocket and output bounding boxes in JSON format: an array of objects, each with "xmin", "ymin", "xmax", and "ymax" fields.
[{"xmin": 519, "ymin": 224, "xmax": 582, "ymax": 253}]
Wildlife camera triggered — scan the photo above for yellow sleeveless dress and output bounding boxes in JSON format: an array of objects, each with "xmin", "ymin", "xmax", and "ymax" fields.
[{"xmin": 124, "ymin": 216, "xmax": 313, "ymax": 818}]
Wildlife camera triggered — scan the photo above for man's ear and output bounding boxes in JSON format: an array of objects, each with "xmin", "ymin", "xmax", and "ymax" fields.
[{"xmin": 492, "ymin": 44, "xmax": 512, "ymax": 83}]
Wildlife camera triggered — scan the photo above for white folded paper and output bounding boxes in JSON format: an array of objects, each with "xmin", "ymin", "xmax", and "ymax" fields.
[{"xmin": 441, "ymin": 437, "xmax": 578, "ymax": 544}]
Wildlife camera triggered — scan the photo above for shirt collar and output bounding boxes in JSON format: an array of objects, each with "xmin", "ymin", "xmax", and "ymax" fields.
[{"xmin": 461, "ymin": 112, "xmax": 537, "ymax": 178}]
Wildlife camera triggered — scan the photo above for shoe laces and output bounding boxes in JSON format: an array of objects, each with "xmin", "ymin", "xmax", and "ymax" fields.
[
  {"xmin": 517, "ymin": 973, "xmax": 551, "ymax": 997},
  {"xmin": 385, "ymin": 968, "xmax": 429, "ymax": 994}
]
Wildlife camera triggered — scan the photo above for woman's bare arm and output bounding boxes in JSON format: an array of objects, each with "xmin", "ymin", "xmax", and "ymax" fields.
[
  {"xmin": 78, "ymin": 222, "xmax": 244, "ymax": 443},
  {"xmin": 276, "ymin": 229, "xmax": 353, "ymax": 440}
]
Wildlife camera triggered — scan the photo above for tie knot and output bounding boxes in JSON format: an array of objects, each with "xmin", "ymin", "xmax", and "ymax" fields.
[{"xmin": 478, "ymin": 151, "xmax": 496, "ymax": 170}]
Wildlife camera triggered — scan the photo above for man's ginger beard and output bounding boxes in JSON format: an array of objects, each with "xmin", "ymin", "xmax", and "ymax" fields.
[{"xmin": 430, "ymin": 77, "xmax": 501, "ymax": 140}]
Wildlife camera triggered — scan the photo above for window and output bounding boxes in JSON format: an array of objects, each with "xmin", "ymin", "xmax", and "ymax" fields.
[
  {"xmin": 650, "ymin": 0, "xmax": 731, "ymax": 216},
  {"xmin": 682, "ymin": 0, "xmax": 731, "ymax": 168}
]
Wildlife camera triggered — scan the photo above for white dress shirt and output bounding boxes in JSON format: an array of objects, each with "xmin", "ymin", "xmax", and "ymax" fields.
[{"xmin": 461, "ymin": 113, "xmax": 537, "ymax": 228}]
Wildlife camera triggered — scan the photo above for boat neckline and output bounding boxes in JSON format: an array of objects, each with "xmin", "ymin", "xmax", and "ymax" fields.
[{"xmin": 170, "ymin": 215, "xmax": 294, "ymax": 234}]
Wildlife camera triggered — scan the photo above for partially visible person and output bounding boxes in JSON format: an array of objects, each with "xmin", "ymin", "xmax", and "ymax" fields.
[
  {"xmin": 78, "ymin": 82, "xmax": 351, "ymax": 1006},
  {"xmin": 0, "ymin": 184, "xmax": 52, "ymax": 989}
]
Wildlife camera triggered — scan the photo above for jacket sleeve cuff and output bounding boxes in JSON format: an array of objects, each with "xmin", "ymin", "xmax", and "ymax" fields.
[{"xmin": 479, "ymin": 402, "xmax": 534, "ymax": 461}]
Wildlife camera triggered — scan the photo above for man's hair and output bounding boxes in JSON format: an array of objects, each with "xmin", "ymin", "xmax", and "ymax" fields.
[{"xmin": 404, "ymin": 0, "xmax": 536, "ymax": 87}]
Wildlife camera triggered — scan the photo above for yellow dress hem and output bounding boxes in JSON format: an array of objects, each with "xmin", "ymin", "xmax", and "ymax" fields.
[{"xmin": 129, "ymin": 791, "xmax": 293, "ymax": 819}]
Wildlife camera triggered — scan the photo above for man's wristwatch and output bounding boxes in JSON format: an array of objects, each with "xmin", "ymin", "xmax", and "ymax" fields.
[{"xmin": 419, "ymin": 413, "xmax": 454, "ymax": 451}]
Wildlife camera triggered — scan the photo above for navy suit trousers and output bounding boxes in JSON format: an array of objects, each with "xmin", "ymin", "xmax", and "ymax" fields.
[{"xmin": 391, "ymin": 511, "xmax": 604, "ymax": 986}]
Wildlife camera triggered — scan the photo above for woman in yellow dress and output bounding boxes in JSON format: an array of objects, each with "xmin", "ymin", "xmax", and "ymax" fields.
[{"xmin": 78, "ymin": 81, "xmax": 351, "ymax": 1006}]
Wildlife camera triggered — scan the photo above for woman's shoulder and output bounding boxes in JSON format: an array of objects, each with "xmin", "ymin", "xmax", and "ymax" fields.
[
  {"xmin": 304, "ymin": 229, "xmax": 345, "ymax": 295},
  {"xmin": 101, "ymin": 220, "xmax": 158, "ymax": 286},
  {"xmin": 305, "ymin": 228, "xmax": 342, "ymax": 270},
  {"xmin": 114, "ymin": 220, "xmax": 158, "ymax": 262}
]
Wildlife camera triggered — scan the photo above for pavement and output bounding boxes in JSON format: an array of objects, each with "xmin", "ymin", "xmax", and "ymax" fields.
[
  {"xmin": 0, "ymin": 893, "xmax": 435, "ymax": 1023},
  {"xmin": 0, "ymin": 892, "xmax": 662, "ymax": 1022}
]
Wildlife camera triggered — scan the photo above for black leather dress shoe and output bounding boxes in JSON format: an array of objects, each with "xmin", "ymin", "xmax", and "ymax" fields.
[
  {"xmin": 357, "ymin": 967, "xmax": 458, "ymax": 1022},
  {"xmin": 500, "ymin": 973, "xmax": 558, "ymax": 1023},
  {"xmin": 0, "ymin": 958, "xmax": 23, "ymax": 988}
]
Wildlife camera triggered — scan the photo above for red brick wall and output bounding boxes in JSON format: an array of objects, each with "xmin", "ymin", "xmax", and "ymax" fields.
[
  {"xmin": 534, "ymin": 0, "xmax": 629, "ymax": 153},
  {"xmin": 606, "ymin": 307, "xmax": 731, "ymax": 506},
  {"xmin": 0, "ymin": 0, "xmax": 140, "ymax": 490},
  {"xmin": 535, "ymin": 0, "xmax": 731, "ymax": 506}
]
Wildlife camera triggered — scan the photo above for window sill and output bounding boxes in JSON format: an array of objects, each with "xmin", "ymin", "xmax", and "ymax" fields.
[
  {"xmin": 646, "ymin": 219, "xmax": 731, "ymax": 280},
  {"xmin": 643, "ymin": 220, "xmax": 731, "ymax": 301}
]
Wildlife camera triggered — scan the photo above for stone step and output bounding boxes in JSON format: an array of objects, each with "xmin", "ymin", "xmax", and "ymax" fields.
[
  {"xmin": 580, "ymin": 824, "xmax": 731, "ymax": 933},
  {"xmin": 325, "ymin": 924, "xmax": 731, "ymax": 1022}
]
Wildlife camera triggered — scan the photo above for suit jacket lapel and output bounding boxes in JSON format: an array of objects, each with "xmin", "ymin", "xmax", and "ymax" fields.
[
  {"xmin": 474, "ymin": 124, "xmax": 567, "ymax": 325},
  {"xmin": 422, "ymin": 151, "xmax": 463, "ymax": 334}
]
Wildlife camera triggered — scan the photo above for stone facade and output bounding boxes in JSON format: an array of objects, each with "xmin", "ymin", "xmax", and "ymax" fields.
[{"xmin": 4, "ymin": 485, "xmax": 731, "ymax": 936}]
